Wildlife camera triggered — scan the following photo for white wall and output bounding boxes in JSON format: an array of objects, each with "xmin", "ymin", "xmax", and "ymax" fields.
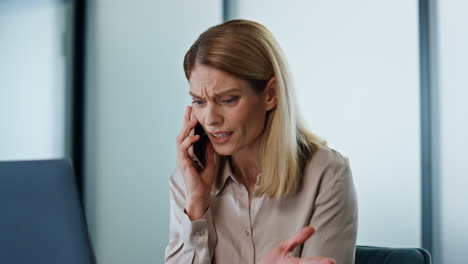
[
  {"xmin": 0, "ymin": 1, "xmax": 67, "ymax": 160},
  {"xmin": 232, "ymin": 0, "xmax": 421, "ymax": 247},
  {"xmin": 438, "ymin": 1, "xmax": 468, "ymax": 263},
  {"xmin": 83, "ymin": 1, "xmax": 222, "ymax": 263}
]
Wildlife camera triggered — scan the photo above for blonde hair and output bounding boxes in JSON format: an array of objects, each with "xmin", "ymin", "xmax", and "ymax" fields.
[{"xmin": 184, "ymin": 19, "xmax": 327, "ymax": 198}]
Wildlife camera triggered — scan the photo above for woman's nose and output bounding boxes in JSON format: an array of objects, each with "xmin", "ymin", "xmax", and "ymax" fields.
[{"xmin": 205, "ymin": 104, "xmax": 223, "ymax": 126}]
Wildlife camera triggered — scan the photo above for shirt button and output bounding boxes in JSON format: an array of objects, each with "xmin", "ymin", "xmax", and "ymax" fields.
[
  {"xmin": 244, "ymin": 230, "xmax": 250, "ymax": 237},
  {"xmin": 240, "ymin": 192, "xmax": 245, "ymax": 197},
  {"xmin": 197, "ymin": 231, "xmax": 206, "ymax": 237}
]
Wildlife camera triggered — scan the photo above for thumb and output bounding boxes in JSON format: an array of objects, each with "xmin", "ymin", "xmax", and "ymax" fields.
[{"xmin": 282, "ymin": 226, "xmax": 316, "ymax": 252}]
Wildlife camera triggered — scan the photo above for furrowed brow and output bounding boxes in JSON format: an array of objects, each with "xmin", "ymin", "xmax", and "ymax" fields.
[
  {"xmin": 189, "ymin": 88, "xmax": 241, "ymax": 98},
  {"xmin": 212, "ymin": 88, "xmax": 242, "ymax": 97},
  {"xmin": 189, "ymin": 91, "xmax": 201, "ymax": 98}
]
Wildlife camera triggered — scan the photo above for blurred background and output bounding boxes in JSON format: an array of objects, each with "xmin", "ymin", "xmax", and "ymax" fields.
[{"xmin": 1, "ymin": 0, "xmax": 466, "ymax": 263}]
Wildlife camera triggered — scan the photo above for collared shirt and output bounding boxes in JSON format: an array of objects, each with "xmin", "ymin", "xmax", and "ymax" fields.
[{"xmin": 165, "ymin": 146, "xmax": 358, "ymax": 264}]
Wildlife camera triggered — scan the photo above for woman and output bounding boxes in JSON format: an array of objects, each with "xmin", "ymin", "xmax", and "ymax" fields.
[{"xmin": 165, "ymin": 19, "xmax": 357, "ymax": 264}]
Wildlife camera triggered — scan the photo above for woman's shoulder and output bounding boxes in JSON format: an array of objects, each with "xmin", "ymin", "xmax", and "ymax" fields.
[
  {"xmin": 311, "ymin": 145, "xmax": 349, "ymax": 166},
  {"xmin": 303, "ymin": 145, "xmax": 352, "ymax": 183}
]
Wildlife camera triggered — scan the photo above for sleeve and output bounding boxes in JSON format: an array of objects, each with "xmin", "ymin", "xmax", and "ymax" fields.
[
  {"xmin": 165, "ymin": 168, "xmax": 216, "ymax": 264},
  {"xmin": 301, "ymin": 157, "xmax": 358, "ymax": 264}
]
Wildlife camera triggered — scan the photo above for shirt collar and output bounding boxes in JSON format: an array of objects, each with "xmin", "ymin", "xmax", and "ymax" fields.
[
  {"xmin": 212, "ymin": 157, "xmax": 262, "ymax": 196},
  {"xmin": 213, "ymin": 158, "xmax": 237, "ymax": 196}
]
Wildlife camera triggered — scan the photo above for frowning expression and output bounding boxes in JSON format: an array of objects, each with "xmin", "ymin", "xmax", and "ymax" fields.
[{"xmin": 189, "ymin": 64, "xmax": 275, "ymax": 156}]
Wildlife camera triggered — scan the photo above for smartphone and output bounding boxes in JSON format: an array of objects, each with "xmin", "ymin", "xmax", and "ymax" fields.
[{"xmin": 188, "ymin": 122, "xmax": 208, "ymax": 171}]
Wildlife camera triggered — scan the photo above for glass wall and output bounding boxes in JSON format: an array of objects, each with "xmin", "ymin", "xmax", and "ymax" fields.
[
  {"xmin": 0, "ymin": 0, "xmax": 72, "ymax": 161},
  {"xmin": 230, "ymin": 0, "xmax": 421, "ymax": 247},
  {"xmin": 83, "ymin": 1, "xmax": 222, "ymax": 263},
  {"xmin": 438, "ymin": 1, "xmax": 468, "ymax": 263}
]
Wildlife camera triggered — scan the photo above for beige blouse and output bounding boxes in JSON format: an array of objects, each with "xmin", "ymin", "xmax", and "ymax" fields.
[{"xmin": 165, "ymin": 146, "xmax": 358, "ymax": 264}]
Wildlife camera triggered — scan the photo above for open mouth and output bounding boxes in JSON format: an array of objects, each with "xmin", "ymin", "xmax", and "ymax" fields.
[
  {"xmin": 211, "ymin": 132, "xmax": 233, "ymax": 138},
  {"xmin": 209, "ymin": 131, "xmax": 234, "ymax": 143}
]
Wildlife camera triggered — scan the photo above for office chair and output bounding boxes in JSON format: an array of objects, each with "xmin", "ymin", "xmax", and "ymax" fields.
[
  {"xmin": 0, "ymin": 159, "xmax": 95, "ymax": 264},
  {"xmin": 356, "ymin": 245, "xmax": 431, "ymax": 264}
]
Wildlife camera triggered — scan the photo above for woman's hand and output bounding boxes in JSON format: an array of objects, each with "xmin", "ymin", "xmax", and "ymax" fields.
[
  {"xmin": 176, "ymin": 106, "xmax": 216, "ymax": 221},
  {"xmin": 259, "ymin": 226, "xmax": 335, "ymax": 264}
]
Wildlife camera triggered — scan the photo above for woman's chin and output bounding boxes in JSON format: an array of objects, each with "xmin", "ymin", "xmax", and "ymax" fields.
[{"xmin": 212, "ymin": 144, "xmax": 234, "ymax": 156}]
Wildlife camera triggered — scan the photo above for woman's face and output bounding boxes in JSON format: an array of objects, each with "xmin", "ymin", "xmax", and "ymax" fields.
[{"xmin": 189, "ymin": 64, "xmax": 276, "ymax": 156}]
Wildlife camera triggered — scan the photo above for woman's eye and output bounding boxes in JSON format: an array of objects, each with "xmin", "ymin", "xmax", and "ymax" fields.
[
  {"xmin": 192, "ymin": 100, "xmax": 205, "ymax": 105},
  {"xmin": 222, "ymin": 96, "xmax": 238, "ymax": 104}
]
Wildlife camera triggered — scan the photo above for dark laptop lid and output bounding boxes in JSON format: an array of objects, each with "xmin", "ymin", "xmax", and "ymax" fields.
[{"xmin": 0, "ymin": 159, "xmax": 94, "ymax": 264}]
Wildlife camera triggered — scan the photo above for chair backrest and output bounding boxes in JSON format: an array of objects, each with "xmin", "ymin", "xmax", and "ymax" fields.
[
  {"xmin": 356, "ymin": 245, "xmax": 431, "ymax": 264},
  {"xmin": 0, "ymin": 159, "xmax": 95, "ymax": 264}
]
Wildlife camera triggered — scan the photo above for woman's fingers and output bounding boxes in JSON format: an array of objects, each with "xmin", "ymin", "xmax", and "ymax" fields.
[
  {"xmin": 281, "ymin": 226, "xmax": 316, "ymax": 252},
  {"xmin": 177, "ymin": 106, "xmax": 197, "ymax": 144},
  {"xmin": 290, "ymin": 257, "xmax": 335, "ymax": 264},
  {"xmin": 178, "ymin": 134, "xmax": 200, "ymax": 152},
  {"xmin": 176, "ymin": 107, "xmax": 201, "ymax": 170},
  {"xmin": 176, "ymin": 135, "xmax": 201, "ymax": 169},
  {"xmin": 259, "ymin": 226, "xmax": 334, "ymax": 264},
  {"xmin": 176, "ymin": 118, "xmax": 198, "ymax": 144}
]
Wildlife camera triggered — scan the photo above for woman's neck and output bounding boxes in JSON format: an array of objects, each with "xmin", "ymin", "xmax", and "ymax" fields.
[{"xmin": 230, "ymin": 147, "xmax": 261, "ymax": 191}]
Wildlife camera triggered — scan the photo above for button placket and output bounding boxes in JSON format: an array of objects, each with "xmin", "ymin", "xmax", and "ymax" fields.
[
  {"xmin": 230, "ymin": 179, "xmax": 255, "ymax": 263},
  {"xmin": 239, "ymin": 186, "xmax": 250, "ymax": 238}
]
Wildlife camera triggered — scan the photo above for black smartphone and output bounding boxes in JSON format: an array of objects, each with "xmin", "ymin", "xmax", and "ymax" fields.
[{"xmin": 188, "ymin": 123, "xmax": 208, "ymax": 170}]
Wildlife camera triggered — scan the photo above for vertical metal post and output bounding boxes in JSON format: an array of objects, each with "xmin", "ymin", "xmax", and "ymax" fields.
[
  {"xmin": 223, "ymin": 0, "xmax": 238, "ymax": 21},
  {"xmin": 419, "ymin": 0, "xmax": 439, "ymax": 259},
  {"xmin": 72, "ymin": 0, "xmax": 87, "ymax": 198}
]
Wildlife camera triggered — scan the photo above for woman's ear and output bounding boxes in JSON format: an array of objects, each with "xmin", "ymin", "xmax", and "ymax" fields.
[{"xmin": 264, "ymin": 77, "xmax": 278, "ymax": 111}]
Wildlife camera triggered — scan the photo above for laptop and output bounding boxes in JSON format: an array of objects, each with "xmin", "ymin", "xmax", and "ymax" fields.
[{"xmin": 0, "ymin": 159, "xmax": 94, "ymax": 264}]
